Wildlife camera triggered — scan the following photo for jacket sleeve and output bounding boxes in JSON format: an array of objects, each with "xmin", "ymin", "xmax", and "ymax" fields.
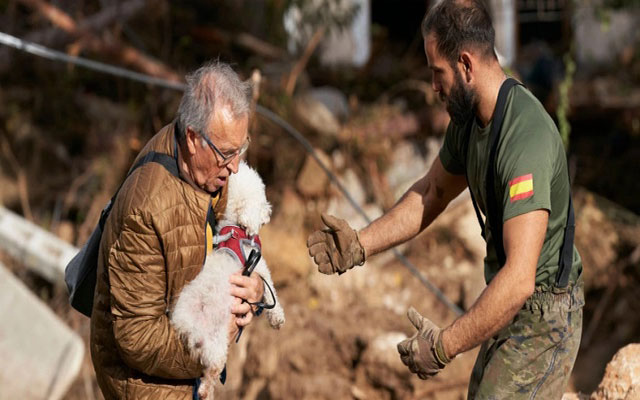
[{"xmin": 107, "ymin": 211, "xmax": 203, "ymax": 379}]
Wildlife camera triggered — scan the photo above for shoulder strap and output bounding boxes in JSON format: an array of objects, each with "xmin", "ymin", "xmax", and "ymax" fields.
[
  {"xmin": 98, "ymin": 150, "xmax": 180, "ymax": 229},
  {"xmin": 464, "ymin": 78, "xmax": 576, "ymax": 285},
  {"xmin": 556, "ymin": 180, "xmax": 575, "ymax": 288},
  {"xmin": 463, "ymin": 78, "xmax": 521, "ymax": 267},
  {"xmin": 486, "ymin": 78, "xmax": 521, "ymax": 266}
]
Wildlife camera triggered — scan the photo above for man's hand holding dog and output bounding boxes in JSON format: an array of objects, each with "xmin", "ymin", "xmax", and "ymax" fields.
[
  {"xmin": 229, "ymin": 271, "xmax": 264, "ymax": 328},
  {"xmin": 307, "ymin": 214, "xmax": 366, "ymax": 274}
]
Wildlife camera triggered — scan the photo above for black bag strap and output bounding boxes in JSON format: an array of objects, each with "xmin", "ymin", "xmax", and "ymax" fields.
[
  {"xmin": 463, "ymin": 78, "xmax": 521, "ymax": 266},
  {"xmin": 98, "ymin": 149, "xmax": 180, "ymax": 229},
  {"xmin": 485, "ymin": 78, "xmax": 521, "ymax": 266}
]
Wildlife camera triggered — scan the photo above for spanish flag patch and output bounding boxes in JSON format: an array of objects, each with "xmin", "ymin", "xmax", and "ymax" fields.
[{"xmin": 509, "ymin": 173, "xmax": 534, "ymax": 202}]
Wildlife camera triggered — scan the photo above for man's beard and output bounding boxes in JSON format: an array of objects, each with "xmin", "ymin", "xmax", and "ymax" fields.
[{"xmin": 445, "ymin": 74, "xmax": 476, "ymax": 126}]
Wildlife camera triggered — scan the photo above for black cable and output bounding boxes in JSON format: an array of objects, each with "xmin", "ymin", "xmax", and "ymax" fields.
[{"xmin": 0, "ymin": 31, "xmax": 464, "ymax": 316}]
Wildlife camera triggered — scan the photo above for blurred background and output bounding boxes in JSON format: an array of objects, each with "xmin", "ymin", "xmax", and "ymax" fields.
[{"xmin": 0, "ymin": 0, "xmax": 639, "ymax": 399}]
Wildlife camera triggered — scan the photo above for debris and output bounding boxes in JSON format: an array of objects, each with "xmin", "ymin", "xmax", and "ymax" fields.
[
  {"xmin": 296, "ymin": 150, "xmax": 332, "ymax": 197},
  {"xmin": 0, "ymin": 262, "xmax": 84, "ymax": 400},
  {"xmin": 0, "ymin": 206, "xmax": 78, "ymax": 284},
  {"xmin": 293, "ymin": 92, "xmax": 342, "ymax": 137},
  {"xmin": 591, "ymin": 344, "xmax": 640, "ymax": 400}
]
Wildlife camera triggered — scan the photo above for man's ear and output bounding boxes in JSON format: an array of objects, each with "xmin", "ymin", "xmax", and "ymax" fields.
[
  {"xmin": 459, "ymin": 52, "xmax": 473, "ymax": 83},
  {"xmin": 185, "ymin": 127, "xmax": 198, "ymax": 156}
]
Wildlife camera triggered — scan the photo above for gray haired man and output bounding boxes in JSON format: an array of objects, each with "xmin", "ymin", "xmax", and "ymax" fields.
[{"xmin": 90, "ymin": 61, "xmax": 265, "ymax": 399}]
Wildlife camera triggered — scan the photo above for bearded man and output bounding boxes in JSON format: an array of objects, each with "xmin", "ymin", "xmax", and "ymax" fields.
[{"xmin": 307, "ymin": 1, "xmax": 583, "ymax": 398}]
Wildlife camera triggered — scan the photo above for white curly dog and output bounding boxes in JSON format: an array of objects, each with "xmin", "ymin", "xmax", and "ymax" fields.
[{"xmin": 171, "ymin": 161, "xmax": 285, "ymax": 399}]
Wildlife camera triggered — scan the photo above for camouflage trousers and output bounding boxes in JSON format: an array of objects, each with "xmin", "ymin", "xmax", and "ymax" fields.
[{"xmin": 468, "ymin": 279, "xmax": 584, "ymax": 400}]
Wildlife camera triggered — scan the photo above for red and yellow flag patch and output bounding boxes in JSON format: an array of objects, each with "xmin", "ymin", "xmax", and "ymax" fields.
[{"xmin": 509, "ymin": 173, "xmax": 534, "ymax": 202}]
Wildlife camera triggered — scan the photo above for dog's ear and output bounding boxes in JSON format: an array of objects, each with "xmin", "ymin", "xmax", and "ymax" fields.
[
  {"xmin": 260, "ymin": 200, "xmax": 272, "ymax": 226},
  {"xmin": 240, "ymin": 198, "xmax": 271, "ymax": 235}
]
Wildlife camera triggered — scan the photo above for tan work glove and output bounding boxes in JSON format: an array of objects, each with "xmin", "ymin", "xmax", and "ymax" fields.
[
  {"xmin": 397, "ymin": 307, "xmax": 451, "ymax": 380},
  {"xmin": 306, "ymin": 213, "xmax": 366, "ymax": 275}
]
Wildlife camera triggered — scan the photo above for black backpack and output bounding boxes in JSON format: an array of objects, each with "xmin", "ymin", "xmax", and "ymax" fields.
[
  {"xmin": 462, "ymin": 78, "xmax": 575, "ymax": 288},
  {"xmin": 65, "ymin": 150, "xmax": 179, "ymax": 316}
]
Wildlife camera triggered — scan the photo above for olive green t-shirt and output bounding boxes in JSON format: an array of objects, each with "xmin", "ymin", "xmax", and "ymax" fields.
[{"xmin": 439, "ymin": 84, "xmax": 582, "ymax": 288}]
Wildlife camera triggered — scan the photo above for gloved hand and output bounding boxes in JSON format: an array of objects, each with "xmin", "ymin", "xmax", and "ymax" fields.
[
  {"xmin": 397, "ymin": 307, "xmax": 451, "ymax": 380},
  {"xmin": 306, "ymin": 213, "xmax": 366, "ymax": 275}
]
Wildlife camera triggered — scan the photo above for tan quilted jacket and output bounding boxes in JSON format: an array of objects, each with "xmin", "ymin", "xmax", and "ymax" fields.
[{"xmin": 90, "ymin": 122, "xmax": 227, "ymax": 399}]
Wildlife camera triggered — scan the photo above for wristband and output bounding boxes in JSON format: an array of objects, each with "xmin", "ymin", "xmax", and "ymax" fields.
[
  {"xmin": 354, "ymin": 230, "xmax": 366, "ymax": 266},
  {"xmin": 433, "ymin": 332, "xmax": 452, "ymax": 367}
]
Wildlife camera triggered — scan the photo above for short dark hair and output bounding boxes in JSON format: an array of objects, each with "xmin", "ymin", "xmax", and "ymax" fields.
[{"xmin": 421, "ymin": 0, "xmax": 497, "ymax": 66}]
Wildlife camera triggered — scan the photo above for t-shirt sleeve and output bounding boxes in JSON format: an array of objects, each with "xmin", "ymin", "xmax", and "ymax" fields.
[
  {"xmin": 438, "ymin": 122, "xmax": 466, "ymax": 175},
  {"xmin": 498, "ymin": 128, "xmax": 554, "ymax": 222}
]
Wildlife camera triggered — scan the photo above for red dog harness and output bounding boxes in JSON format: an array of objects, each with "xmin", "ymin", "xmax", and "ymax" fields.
[{"xmin": 213, "ymin": 225, "xmax": 262, "ymax": 265}]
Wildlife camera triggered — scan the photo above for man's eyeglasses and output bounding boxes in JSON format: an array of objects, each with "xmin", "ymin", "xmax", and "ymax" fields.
[{"xmin": 198, "ymin": 131, "xmax": 250, "ymax": 166}]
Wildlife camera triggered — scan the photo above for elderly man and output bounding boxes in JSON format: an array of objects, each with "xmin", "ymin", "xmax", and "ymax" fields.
[
  {"xmin": 307, "ymin": 1, "xmax": 584, "ymax": 398},
  {"xmin": 90, "ymin": 62, "xmax": 264, "ymax": 399}
]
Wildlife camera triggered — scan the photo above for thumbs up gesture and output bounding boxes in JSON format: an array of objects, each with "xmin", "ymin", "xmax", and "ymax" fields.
[
  {"xmin": 397, "ymin": 307, "xmax": 451, "ymax": 380},
  {"xmin": 307, "ymin": 214, "xmax": 366, "ymax": 275}
]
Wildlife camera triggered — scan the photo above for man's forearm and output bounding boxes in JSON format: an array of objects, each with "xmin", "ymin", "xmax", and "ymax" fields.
[
  {"xmin": 359, "ymin": 173, "xmax": 446, "ymax": 257},
  {"xmin": 441, "ymin": 261, "xmax": 534, "ymax": 358},
  {"xmin": 440, "ymin": 208, "xmax": 547, "ymax": 358},
  {"xmin": 359, "ymin": 156, "xmax": 467, "ymax": 258}
]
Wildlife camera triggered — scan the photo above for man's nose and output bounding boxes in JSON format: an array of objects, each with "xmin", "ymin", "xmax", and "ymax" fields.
[{"xmin": 227, "ymin": 156, "xmax": 241, "ymax": 174}]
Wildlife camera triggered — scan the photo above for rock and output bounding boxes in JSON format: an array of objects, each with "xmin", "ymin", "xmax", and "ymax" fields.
[
  {"xmin": 272, "ymin": 186, "xmax": 306, "ymax": 234},
  {"xmin": 340, "ymin": 104, "xmax": 419, "ymax": 143},
  {"xmin": 331, "ymin": 149, "xmax": 346, "ymax": 171},
  {"xmin": 260, "ymin": 223, "xmax": 313, "ymax": 286},
  {"xmin": 361, "ymin": 331, "xmax": 408, "ymax": 374},
  {"xmin": 562, "ymin": 393, "xmax": 590, "ymax": 400},
  {"xmin": 430, "ymin": 190, "xmax": 486, "ymax": 260},
  {"xmin": 591, "ymin": 344, "xmax": 640, "ymax": 400},
  {"xmin": 307, "ymin": 87, "xmax": 349, "ymax": 122},
  {"xmin": 296, "ymin": 150, "xmax": 332, "ymax": 197},
  {"xmin": 574, "ymin": 190, "xmax": 620, "ymax": 289},
  {"xmin": 360, "ymin": 331, "xmax": 414, "ymax": 398},
  {"xmin": 325, "ymin": 167, "xmax": 384, "ymax": 231},
  {"xmin": 325, "ymin": 196, "xmax": 382, "ymax": 232},
  {"xmin": 293, "ymin": 92, "xmax": 341, "ymax": 137},
  {"xmin": 385, "ymin": 138, "xmax": 442, "ymax": 201},
  {"xmin": 329, "ymin": 168, "xmax": 367, "ymax": 207}
]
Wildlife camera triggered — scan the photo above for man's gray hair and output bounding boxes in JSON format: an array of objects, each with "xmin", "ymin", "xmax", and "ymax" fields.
[{"xmin": 177, "ymin": 61, "xmax": 251, "ymax": 143}]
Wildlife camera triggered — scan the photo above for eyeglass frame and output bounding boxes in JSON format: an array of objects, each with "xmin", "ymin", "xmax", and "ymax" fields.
[{"xmin": 192, "ymin": 127, "xmax": 250, "ymax": 166}]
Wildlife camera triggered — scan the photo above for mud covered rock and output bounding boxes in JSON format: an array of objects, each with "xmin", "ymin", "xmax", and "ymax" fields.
[
  {"xmin": 296, "ymin": 150, "xmax": 332, "ymax": 198},
  {"xmin": 591, "ymin": 344, "xmax": 640, "ymax": 400}
]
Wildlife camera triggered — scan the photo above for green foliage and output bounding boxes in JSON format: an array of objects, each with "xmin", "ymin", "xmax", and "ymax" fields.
[
  {"xmin": 557, "ymin": 49, "xmax": 575, "ymax": 151},
  {"xmin": 595, "ymin": 0, "xmax": 640, "ymax": 30}
]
